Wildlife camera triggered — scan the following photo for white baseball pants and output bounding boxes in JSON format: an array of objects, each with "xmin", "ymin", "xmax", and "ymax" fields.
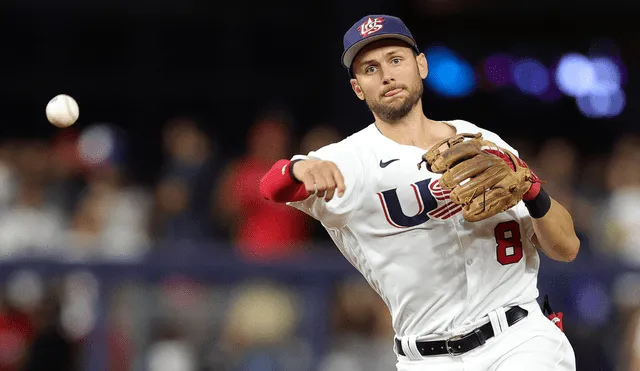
[{"xmin": 395, "ymin": 301, "xmax": 576, "ymax": 371}]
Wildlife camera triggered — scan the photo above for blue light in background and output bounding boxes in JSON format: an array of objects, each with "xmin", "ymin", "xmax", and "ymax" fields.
[
  {"xmin": 424, "ymin": 46, "xmax": 475, "ymax": 98},
  {"xmin": 577, "ymin": 88, "xmax": 625, "ymax": 118},
  {"xmin": 590, "ymin": 57, "xmax": 621, "ymax": 94},
  {"xmin": 423, "ymin": 41, "xmax": 626, "ymax": 118},
  {"xmin": 555, "ymin": 53, "xmax": 596, "ymax": 97},
  {"xmin": 555, "ymin": 52, "xmax": 625, "ymax": 118},
  {"xmin": 511, "ymin": 59, "xmax": 550, "ymax": 96}
]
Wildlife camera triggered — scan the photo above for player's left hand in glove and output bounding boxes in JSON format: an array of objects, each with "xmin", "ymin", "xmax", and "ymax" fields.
[{"xmin": 418, "ymin": 133, "xmax": 542, "ymax": 222}]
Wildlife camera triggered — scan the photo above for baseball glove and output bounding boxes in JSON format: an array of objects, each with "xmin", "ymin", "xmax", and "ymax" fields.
[{"xmin": 418, "ymin": 133, "xmax": 540, "ymax": 222}]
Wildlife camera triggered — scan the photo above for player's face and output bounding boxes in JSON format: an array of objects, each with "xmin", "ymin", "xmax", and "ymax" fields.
[{"xmin": 350, "ymin": 39, "xmax": 428, "ymax": 122}]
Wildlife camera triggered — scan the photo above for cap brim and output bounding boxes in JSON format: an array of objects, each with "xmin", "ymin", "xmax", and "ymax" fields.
[{"xmin": 342, "ymin": 34, "xmax": 418, "ymax": 70}]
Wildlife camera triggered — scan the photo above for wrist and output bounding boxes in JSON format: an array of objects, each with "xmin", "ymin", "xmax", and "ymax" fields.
[
  {"xmin": 522, "ymin": 169, "xmax": 542, "ymax": 201},
  {"xmin": 523, "ymin": 181, "xmax": 541, "ymax": 201},
  {"xmin": 524, "ymin": 187, "xmax": 551, "ymax": 219},
  {"xmin": 289, "ymin": 159, "xmax": 304, "ymax": 183}
]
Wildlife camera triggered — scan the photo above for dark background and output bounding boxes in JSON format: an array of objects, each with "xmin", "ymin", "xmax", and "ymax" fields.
[{"xmin": 2, "ymin": 0, "xmax": 639, "ymax": 184}]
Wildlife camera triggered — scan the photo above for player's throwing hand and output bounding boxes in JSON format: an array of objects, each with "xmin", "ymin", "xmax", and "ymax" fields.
[{"xmin": 292, "ymin": 160, "xmax": 345, "ymax": 201}]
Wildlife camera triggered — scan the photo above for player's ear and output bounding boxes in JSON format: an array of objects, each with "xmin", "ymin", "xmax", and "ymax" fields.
[
  {"xmin": 350, "ymin": 78, "xmax": 365, "ymax": 101},
  {"xmin": 417, "ymin": 53, "xmax": 428, "ymax": 80}
]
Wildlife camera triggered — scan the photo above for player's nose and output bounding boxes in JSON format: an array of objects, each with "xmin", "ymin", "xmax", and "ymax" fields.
[
  {"xmin": 381, "ymin": 69, "xmax": 396, "ymax": 85},
  {"xmin": 382, "ymin": 74, "xmax": 396, "ymax": 85}
]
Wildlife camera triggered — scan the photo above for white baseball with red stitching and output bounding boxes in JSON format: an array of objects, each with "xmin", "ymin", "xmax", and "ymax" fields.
[{"xmin": 46, "ymin": 94, "xmax": 79, "ymax": 128}]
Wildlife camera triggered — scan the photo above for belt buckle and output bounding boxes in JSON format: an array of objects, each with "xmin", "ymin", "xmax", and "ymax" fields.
[{"xmin": 445, "ymin": 334, "xmax": 465, "ymax": 356}]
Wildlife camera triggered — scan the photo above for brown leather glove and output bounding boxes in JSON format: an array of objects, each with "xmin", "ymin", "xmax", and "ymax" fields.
[{"xmin": 419, "ymin": 133, "xmax": 539, "ymax": 222}]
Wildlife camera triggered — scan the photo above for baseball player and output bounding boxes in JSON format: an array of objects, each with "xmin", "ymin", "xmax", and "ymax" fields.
[{"xmin": 259, "ymin": 14, "xmax": 579, "ymax": 371}]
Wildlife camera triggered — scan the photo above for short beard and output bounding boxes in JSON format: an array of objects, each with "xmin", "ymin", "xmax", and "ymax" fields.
[{"xmin": 365, "ymin": 80, "xmax": 423, "ymax": 123}]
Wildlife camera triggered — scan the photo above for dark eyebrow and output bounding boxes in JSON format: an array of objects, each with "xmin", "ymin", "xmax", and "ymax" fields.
[{"xmin": 358, "ymin": 49, "xmax": 404, "ymax": 67}]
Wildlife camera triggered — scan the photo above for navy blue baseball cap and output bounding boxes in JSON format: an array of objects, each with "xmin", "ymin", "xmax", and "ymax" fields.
[{"xmin": 341, "ymin": 15, "xmax": 420, "ymax": 72}]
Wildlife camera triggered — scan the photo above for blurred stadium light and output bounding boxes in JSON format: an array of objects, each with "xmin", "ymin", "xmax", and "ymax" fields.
[
  {"xmin": 511, "ymin": 58, "xmax": 551, "ymax": 96},
  {"xmin": 555, "ymin": 53, "xmax": 597, "ymax": 97},
  {"xmin": 591, "ymin": 57, "xmax": 622, "ymax": 94},
  {"xmin": 554, "ymin": 52, "xmax": 625, "ymax": 118},
  {"xmin": 427, "ymin": 43, "xmax": 626, "ymax": 118},
  {"xmin": 424, "ymin": 46, "xmax": 476, "ymax": 98},
  {"xmin": 576, "ymin": 89, "xmax": 626, "ymax": 118}
]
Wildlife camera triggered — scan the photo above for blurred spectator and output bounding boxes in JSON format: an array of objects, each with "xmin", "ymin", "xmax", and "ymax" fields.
[
  {"xmin": 0, "ymin": 140, "xmax": 70, "ymax": 259},
  {"xmin": 21, "ymin": 288, "xmax": 77, "ymax": 371},
  {"xmin": 216, "ymin": 280, "xmax": 310, "ymax": 371},
  {"xmin": 612, "ymin": 273, "xmax": 640, "ymax": 371},
  {"xmin": 151, "ymin": 178, "xmax": 191, "ymax": 238},
  {"xmin": 154, "ymin": 275, "xmax": 226, "ymax": 370},
  {"xmin": 319, "ymin": 278, "xmax": 396, "ymax": 371},
  {"xmin": 146, "ymin": 321, "xmax": 196, "ymax": 371},
  {"xmin": 572, "ymin": 154, "xmax": 608, "ymax": 247},
  {"xmin": 65, "ymin": 162, "xmax": 151, "ymax": 261},
  {"xmin": 0, "ymin": 295, "xmax": 36, "ymax": 371},
  {"xmin": 0, "ymin": 140, "xmax": 19, "ymax": 209},
  {"xmin": 575, "ymin": 153, "xmax": 609, "ymax": 198},
  {"xmin": 534, "ymin": 137, "xmax": 579, "ymax": 212},
  {"xmin": 299, "ymin": 124, "xmax": 343, "ymax": 245},
  {"xmin": 216, "ymin": 109, "xmax": 310, "ymax": 260},
  {"xmin": 600, "ymin": 135, "xmax": 640, "ymax": 264},
  {"xmin": 149, "ymin": 116, "xmax": 225, "ymax": 243},
  {"xmin": 0, "ymin": 178, "xmax": 66, "ymax": 259},
  {"xmin": 532, "ymin": 137, "xmax": 603, "ymax": 256},
  {"xmin": 299, "ymin": 123, "xmax": 342, "ymax": 156},
  {"xmin": 626, "ymin": 312, "xmax": 640, "ymax": 371},
  {"xmin": 46, "ymin": 129, "xmax": 86, "ymax": 218},
  {"xmin": 14, "ymin": 140, "xmax": 51, "ymax": 187}
]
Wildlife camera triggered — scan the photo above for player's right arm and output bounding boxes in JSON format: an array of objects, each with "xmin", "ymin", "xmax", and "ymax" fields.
[
  {"xmin": 260, "ymin": 159, "xmax": 345, "ymax": 203},
  {"xmin": 259, "ymin": 143, "xmax": 363, "ymax": 228}
]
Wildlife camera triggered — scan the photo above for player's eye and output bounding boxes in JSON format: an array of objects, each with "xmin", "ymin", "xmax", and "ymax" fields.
[
  {"xmin": 391, "ymin": 57, "xmax": 401, "ymax": 64},
  {"xmin": 365, "ymin": 65, "xmax": 377, "ymax": 74}
]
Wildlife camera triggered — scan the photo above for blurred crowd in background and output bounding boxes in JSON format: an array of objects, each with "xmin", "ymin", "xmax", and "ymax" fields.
[
  {"xmin": 0, "ymin": 108, "xmax": 637, "ymax": 264},
  {"xmin": 0, "ymin": 109, "xmax": 397, "ymax": 371},
  {"xmin": 0, "ymin": 106, "xmax": 637, "ymax": 371}
]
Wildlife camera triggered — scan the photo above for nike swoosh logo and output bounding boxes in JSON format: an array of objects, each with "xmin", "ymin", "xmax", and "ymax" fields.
[{"xmin": 379, "ymin": 158, "xmax": 400, "ymax": 168}]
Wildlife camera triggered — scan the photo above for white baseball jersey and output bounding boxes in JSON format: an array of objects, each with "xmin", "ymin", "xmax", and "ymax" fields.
[{"xmin": 288, "ymin": 120, "xmax": 540, "ymax": 339}]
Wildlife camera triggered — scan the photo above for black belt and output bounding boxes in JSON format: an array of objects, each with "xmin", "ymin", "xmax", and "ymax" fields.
[{"xmin": 396, "ymin": 306, "xmax": 528, "ymax": 357}]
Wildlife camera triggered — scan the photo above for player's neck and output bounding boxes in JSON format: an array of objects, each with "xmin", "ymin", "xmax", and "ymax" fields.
[{"xmin": 374, "ymin": 109, "xmax": 455, "ymax": 150}]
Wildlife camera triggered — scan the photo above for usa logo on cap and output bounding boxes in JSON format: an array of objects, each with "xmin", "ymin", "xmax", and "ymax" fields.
[
  {"xmin": 342, "ymin": 14, "xmax": 420, "ymax": 71},
  {"xmin": 358, "ymin": 17, "xmax": 385, "ymax": 37}
]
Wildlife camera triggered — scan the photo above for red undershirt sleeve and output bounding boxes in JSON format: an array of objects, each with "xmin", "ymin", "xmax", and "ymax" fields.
[{"xmin": 259, "ymin": 159, "xmax": 310, "ymax": 203}]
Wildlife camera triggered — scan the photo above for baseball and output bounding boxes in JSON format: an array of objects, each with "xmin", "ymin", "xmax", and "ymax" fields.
[{"xmin": 46, "ymin": 94, "xmax": 79, "ymax": 128}]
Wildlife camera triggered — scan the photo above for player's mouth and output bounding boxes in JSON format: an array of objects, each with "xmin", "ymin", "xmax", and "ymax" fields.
[{"xmin": 384, "ymin": 88, "xmax": 403, "ymax": 97}]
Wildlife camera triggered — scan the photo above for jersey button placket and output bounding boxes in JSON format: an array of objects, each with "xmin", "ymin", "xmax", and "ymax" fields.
[
  {"xmin": 451, "ymin": 216, "xmax": 475, "ymax": 302},
  {"xmin": 460, "ymin": 218, "xmax": 477, "ymax": 303}
]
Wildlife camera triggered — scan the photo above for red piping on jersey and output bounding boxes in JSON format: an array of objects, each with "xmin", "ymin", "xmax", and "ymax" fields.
[
  {"xmin": 377, "ymin": 192, "xmax": 405, "ymax": 228},
  {"xmin": 377, "ymin": 183, "xmax": 425, "ymax": 229},
  {"xmin": 411, "ymin": 183, "xmax": 425, "ymax": 215},
  {"xmin": 431, "ymin": 202, "xmax": 462, "ymax": 219}
]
